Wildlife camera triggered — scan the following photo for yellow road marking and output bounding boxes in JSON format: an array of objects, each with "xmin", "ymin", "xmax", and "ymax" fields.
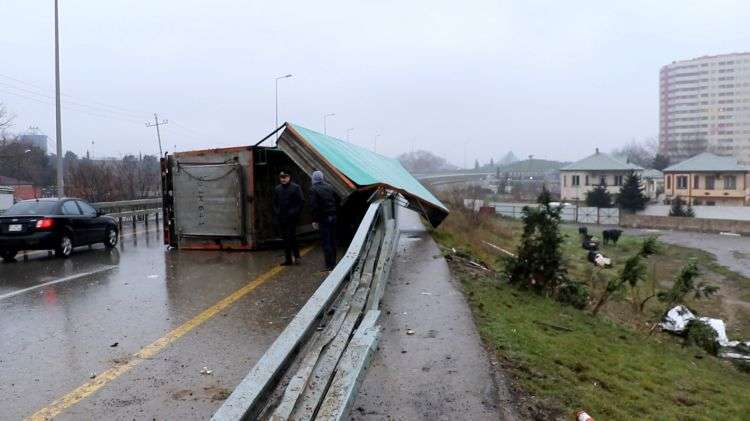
[{"xmin": 26, "ymin": 246, "xmax": 313, "ymax": 421}]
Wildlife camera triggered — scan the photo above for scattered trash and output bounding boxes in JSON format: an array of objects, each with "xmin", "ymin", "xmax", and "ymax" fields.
[
  {"xmin": 200, "ymin": 367, "xmax": 213, "ymax": 375},
  {"xmin": 576, "ymin": 410, "xmax": 595, "ymax": 421},
  {"xmin": 661, "ymin": 305, "xmax": 750, "ymax": 360},
  {"xmin": 110, "ymin": 342, "xmax": 118, "ymax": 348},
  {"xmin": 406, "ymin": 329, "xmax": 415, "ymax": 335},
  {"xmin": 482, "ymin": 241, "xmax": 516, "ymax": 257},
  {"xmin": 89, "ymin": 372, "xmax": 97, "ymax": 379},
  {"xmin": 587, "ymin": 251, "xmax": 611, "ymax": 267}
]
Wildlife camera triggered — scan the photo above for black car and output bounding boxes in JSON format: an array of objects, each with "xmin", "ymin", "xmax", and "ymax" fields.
[{"xmin": 0, "ymin": 198, "xmax": 119, "ymax": 262}]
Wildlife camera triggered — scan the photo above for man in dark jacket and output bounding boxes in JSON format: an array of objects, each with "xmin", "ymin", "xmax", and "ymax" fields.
[
  {"xmin": 273, "ymin": 170, "xmax": 304, "ymax": 266},
  {"xmin": 308, "ymin": 170, "xmax": 340, "ymax": 271}
]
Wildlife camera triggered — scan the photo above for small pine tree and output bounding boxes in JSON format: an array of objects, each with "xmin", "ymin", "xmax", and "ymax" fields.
[
  {"xmin": 617, "ymin": 172, "xmax": 649, "ymax": 212},
  {"xmin": 669, "ymin": 196, "xmax": 694, "ymax": 217},
  {"xmin": 505, "ymin": 190, "xmax": 567, "ymax": 295},
  {"xmin": 585, "ymin": 183, "xmax": 612, "ymax": 208}
]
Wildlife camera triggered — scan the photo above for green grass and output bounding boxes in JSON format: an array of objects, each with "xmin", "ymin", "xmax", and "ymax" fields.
[
  {"xmin": 462, "ymin": 276, "xmax": 750, "ymax": 420},
  {"xmin": 428, "ymin": 202, "xmax": 750, "ymax": 419}
]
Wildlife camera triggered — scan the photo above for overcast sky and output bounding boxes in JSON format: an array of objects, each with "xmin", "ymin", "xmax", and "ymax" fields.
[{"xmin": 1, "ymin": 1, "xmax": 749, "ymax": 166}]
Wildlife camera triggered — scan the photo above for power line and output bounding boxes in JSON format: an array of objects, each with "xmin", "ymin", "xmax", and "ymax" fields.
[
  {"xmin": 0, "ymin": 72, "xmax": 147, "ymax": 118},
  {"xmin": 0, "ymin": 80, "xmax": 146, "ymax": 121},
  {"xmin": 0, "ymin": 88, "xmax": 144, "ymax": 125}
]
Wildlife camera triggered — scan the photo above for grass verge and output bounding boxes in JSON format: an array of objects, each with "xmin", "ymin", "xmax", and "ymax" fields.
[{"xmin": 430, "ymin": 204, "xmax": 750, "ymax": 420}]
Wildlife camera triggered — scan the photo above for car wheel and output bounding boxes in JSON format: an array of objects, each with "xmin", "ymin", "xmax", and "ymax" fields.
[
  {"xmin": 55, "ymin": 234, "xmax": 73, "ymax": 258},
  {"xmin": 104, "ymin": 227, "xmax": 118, "ymax": 248},
  {"xmin": 1, "ymin": 249, "xmax": 17, "ymax": 262}
]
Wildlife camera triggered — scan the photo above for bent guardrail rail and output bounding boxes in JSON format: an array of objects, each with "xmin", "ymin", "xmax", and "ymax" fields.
[{"xmin": 212, "ymin": 195, "xmax": 400, "ymax": 421}]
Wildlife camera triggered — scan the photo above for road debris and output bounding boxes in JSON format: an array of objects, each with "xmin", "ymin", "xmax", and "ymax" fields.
[
  {"xmin": 406, "ymin": 329, "xmax": 415, "ymax": 335},
  {"xmin": 200, "ymin": 366, "xmax": 213, "ymax": 375},
  {"xmin": 661, "ymin": 305, "xmax": 750, "ymax": 360},
  {"xmin": 89, "ymin": 372, "xmax": 97, "ymax": 379},
  {"xmin": 110, "ymin": 342, "xmax": 118, "ymax": 348},
  {"xmin": 576, "ymin": 410, "xmax": 595, "ymax": 421}
]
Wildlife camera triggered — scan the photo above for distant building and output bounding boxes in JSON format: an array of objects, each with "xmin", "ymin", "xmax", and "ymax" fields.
[
  {"xmin": 15, "ymin": 134, "xmax": 48, "ymax": 153},
  {"xmin": 559, "ymin": 149, "xmax": 645, "ymax": 202},
  {"xmin": 663, "ymin": 152, "xmax": 749, "ymax": 206},
  {"xmin": 659, "ymin": 52, "xmax": 750, "ymax": 166}
]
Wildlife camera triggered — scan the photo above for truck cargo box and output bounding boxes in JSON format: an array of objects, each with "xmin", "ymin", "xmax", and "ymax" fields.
[
  {"xmin": 161, "ymin": 123, "xmax": 448, "ymax": 250},
  {"xmin": 161, "ymin": 145, "xmax": 312, "ymax": 250}
]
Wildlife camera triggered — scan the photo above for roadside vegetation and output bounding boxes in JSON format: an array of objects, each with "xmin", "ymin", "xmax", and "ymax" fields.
[{"xmin": 429, "ymin": 192, "xmax": 750, "ymax": 420}]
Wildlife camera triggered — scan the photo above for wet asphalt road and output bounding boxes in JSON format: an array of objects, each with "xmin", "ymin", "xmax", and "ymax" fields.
[{"xmin": 0, "ymin": 223, "xmax": 326, "ymax": 420}]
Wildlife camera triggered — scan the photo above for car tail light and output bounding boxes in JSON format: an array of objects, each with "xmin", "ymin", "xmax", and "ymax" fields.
[{"xmin": 35, "ymin": 218, "xmax": 55, "ymax": 230}]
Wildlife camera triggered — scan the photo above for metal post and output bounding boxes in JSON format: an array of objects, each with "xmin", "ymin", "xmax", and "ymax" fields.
[
  {"xmin": 144, "ymin": 212, "xmax": 149, "ymax": 227},
  {"xmin": 54, "ymin": 0, "xmax": 64, "ymax": 197},
  {"xmin": 274, "ymin": 74, "xmax": 292, "ymax": 140}
]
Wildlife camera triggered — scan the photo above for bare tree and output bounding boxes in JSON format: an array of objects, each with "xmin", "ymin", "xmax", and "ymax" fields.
[{"xmin": 0, "ymin": 103, "xmax": 15, "ymax": 136}]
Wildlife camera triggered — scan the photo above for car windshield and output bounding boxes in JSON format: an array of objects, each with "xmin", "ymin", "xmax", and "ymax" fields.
[{"xmin": 4, "ymin": 201, "xmax": 58, "ymax": 216}]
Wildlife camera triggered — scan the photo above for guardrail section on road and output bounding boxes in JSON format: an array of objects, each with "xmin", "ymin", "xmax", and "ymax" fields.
[{"xmin": 213, "ymin": 196, "xmax": 400, "ymax": 421}]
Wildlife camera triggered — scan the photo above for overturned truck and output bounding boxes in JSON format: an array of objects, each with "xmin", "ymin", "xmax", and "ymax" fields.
[{"xmin": 161, "ymin": 123, "xmax": 448, "ymax": 250}]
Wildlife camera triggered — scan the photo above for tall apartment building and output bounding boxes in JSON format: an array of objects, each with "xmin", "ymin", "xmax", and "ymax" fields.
[{"xmin": 659, "ymin": 52, "xmax": 750, "ymax": 166}]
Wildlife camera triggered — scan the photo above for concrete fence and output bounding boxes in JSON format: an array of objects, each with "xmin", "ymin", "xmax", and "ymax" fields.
[{"xmin": 620, "ymin": 213, "xmax": 750, "ymax": 235}]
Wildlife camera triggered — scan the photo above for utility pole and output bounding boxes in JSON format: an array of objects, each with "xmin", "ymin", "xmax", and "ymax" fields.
[
  {"xmin": 54, "ymin": 0, "xmax": 64, "ymax": 197},
  {"xmin": 145, "ymin": 113, "xmax": 167, "ymax": 156}
]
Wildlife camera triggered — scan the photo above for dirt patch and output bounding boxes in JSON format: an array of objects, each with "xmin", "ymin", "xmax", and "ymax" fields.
[
  {"xmin": 205, "ymin": 386, "xmax": 231, "ymax": 401},
  {"xmin": 170, "ymin": 389, "xmax": 195, "ymax": 401}
]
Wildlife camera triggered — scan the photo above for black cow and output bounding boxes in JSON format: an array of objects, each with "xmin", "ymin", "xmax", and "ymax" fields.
[{"xmin": 602, "ymin": 229, "xmax": 623, "ymax": 245}]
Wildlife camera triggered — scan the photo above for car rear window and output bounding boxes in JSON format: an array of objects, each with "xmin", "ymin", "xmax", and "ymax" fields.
[{"xmin": 4, "ymin": 201, "xmax": 58, "ymax": 216}]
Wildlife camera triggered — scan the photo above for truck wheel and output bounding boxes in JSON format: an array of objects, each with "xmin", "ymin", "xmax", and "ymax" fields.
[{"xmin": 55, "ymin": 234, "xmax": 73, "ymax": 258}]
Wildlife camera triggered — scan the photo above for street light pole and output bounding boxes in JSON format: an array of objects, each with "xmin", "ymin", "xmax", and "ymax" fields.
[
  {"xmin": 54, "ymin": 0, "xmax": 64, "ymax": 197},
  {"xmin": 323, "ymin": 113, "xmax": 335, "ymax": 135},
  {"xmin": 275, "ymin": 74, "xmax": 292, "ymax": 140}
]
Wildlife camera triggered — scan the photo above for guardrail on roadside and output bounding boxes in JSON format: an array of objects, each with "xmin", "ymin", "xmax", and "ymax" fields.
[
  {"xmin": 213, "ymin": 195, "xmax": 400, "ymax": 421},
  {"xmin": 92, "ymin": 198, "xmax": 163, "ymax": 230}
]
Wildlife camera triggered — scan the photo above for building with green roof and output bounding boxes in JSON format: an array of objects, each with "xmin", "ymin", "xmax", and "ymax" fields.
[
  {"xmin": 663, "ymin": 152, "xmax": 749, "ymax": 206},
  {"xmin": 559, "ymin": 149, "xmax": 647, "ymax": 202}
]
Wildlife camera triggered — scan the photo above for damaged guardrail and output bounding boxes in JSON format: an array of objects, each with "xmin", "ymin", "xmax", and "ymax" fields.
[{"xmin": 212, "ymin": 195, "xmax": 400, "ymax": 421}]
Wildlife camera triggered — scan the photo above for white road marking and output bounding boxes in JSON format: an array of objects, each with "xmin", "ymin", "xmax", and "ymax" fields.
[{"xmin": 0, "ymin": 266, "xmax": 117, "ymax": 301}]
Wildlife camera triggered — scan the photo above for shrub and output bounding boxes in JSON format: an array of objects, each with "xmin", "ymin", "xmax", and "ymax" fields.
[
  {"xmin": 558, "ymin": 281, "xmax": 590, "ymax": 309},
  {"xmin": 669, "ymin": 196, "xmax": 695, "ymax": 217},
  {"xmin": 685, "ymin": 319, "xmax": 719, "ymax": 355},
  {"xmin": 585, "ymin": 183, "xmax": 612, "ymax": 208}
]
